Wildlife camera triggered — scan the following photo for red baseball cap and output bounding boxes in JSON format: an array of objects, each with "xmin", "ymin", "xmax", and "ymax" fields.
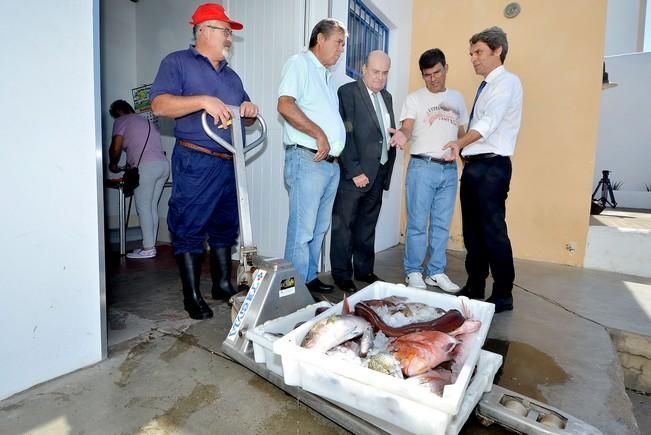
[{"xmin": 189, "ymin": 3, "xmax": 243, "ymax": 29}]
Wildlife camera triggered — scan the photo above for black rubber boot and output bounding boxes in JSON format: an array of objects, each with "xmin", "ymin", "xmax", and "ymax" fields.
[
  {"xmin": 176, "ymin": 253, "xmax": 213, "ymax": 320},
  {"xmin": 210, "ymin": 247, "xmax": 237, "ymax": 302}
]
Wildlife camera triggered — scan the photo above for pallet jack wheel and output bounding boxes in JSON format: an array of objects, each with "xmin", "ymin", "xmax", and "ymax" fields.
[{"xmin": 476, "ymin": 414, "xmax": 495, "ymax": 427}]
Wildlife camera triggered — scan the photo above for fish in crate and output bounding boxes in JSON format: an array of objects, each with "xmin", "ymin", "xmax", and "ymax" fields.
[{"xmin": 299, "ymin": 295, "xmax": 482, "ymax": 395}]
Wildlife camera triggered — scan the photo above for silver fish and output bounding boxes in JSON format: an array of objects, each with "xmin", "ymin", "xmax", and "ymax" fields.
[
  {"xmin": 365, "ymin": 298, "xmax": 447, "ymax": 328},
  {"xmin": 301, "ymin": 314, "xmax": 372, "ymax": 353},
  {"xmin": 366, "ymin": 352, "xmax": 404, "ymax": 379},
  {"xmin": 326, "ymin": 343, "xmax": 363, "ymax": 365},
  {"xmin": 359, "ymin": 326, "xmax": 375, "ymax": 357}
]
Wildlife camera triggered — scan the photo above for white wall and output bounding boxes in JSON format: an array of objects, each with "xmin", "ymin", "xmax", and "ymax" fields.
[
  {"xmin": 646, "ymin": 0, "xmax": 651, "ymax": 51},
  {"xmin": 0, "ymin": 0, "xmax": 105, "ymax": 399},
  {"xmin": 605, "ymin": 0, "xmax": 645, "ymax": 55},
  {"xmin": 225, "ymin": 0, "xmax": 310, "ymax": 258},
  {"xmin": 594, "ymin": 52, "xmax": 651, "ymax": 208},
  {"xmin": 100, "ymin": 0, "xmax": 136, "ymax": 148},
  {"xmin": 101, "ymin": 0, "xmax": 195, "ymax": 236},
  {"xmin": 101, "ymin": 0, "xmax": 153, "ymax": 231}
]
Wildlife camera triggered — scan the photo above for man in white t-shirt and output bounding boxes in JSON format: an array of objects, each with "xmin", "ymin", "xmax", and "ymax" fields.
[{"xmin": 390, "ymin": 48, "xmax": 467, "ymax": 292}]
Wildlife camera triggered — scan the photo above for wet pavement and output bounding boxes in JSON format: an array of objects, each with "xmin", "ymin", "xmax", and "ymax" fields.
[{"xmin": 0, "ymin": 244, "xmax": 648, "ymax": 434}]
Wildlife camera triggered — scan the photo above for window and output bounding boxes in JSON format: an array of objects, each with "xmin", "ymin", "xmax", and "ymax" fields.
[{"xmin": 346, "ymin": 0, "xmax": 389, "ymax": 79}]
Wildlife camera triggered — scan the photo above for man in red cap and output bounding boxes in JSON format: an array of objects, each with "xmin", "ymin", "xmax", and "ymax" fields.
[{"xmin": 150, "ymin": 3, "xmax": 258, "ymax": 320}]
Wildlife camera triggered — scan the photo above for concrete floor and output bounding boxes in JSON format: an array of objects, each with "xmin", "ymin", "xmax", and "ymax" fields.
[
  {"xmin": 585, "ymin": 208, "xmax": 651, "ymax": 279},
  {"xmin": 590, "ymin": 208, "xmax": 651, "ymax": 230},
  {"xmin": 1, "ymin": 245, "xmax": 649, "ymax": 434}
]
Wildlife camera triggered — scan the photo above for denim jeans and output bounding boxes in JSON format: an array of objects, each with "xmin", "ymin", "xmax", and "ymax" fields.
[
  {"xmin": 284, "ymin": 147, "xmax": 340, "ymax": 283},
  {"xmin": 404, "ymin": 158, "xmax": 458, "ymax": 276}
]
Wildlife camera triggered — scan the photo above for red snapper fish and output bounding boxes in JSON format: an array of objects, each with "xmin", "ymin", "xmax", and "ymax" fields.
[{"xmin": 389, "ymin": 330, "xmax": 458, "ymax": 377}]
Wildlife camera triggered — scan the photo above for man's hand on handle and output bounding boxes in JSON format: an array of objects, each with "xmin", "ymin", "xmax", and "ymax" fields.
[
  {"xmin": 203, "ymin": 96, "xmax": 233, "ymax": 128},
  {"xmin": 240, "ymin": 102, "xmax": 258, "ymax": 118}
]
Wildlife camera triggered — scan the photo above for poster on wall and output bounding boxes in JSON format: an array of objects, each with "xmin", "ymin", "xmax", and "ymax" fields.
[{"xmin": 131, "ymin": 84, "xmax": 158, "ymax": 127}]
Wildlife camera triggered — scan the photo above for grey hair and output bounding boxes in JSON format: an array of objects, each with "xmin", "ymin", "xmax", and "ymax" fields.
[
  {"xmin": 470, "ymin": 26, "xmax": 508, "ymax": 63},
  {"xmin": 192, "ymin": 24, "xmax": 200, "ymax": 42},
  {"xmin": 308, "ymin": 18, "xmax": 347, "ymax": 48}
]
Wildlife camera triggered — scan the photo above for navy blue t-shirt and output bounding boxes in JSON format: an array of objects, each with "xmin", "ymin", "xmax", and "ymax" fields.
[{"xmin": 150, "ymin": 46, "xmax": 250, "ymax": 152}]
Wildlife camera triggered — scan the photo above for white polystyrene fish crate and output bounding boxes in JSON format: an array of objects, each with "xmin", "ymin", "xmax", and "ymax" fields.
[
  {"xmin": 334, "ymin": 350, "xmax": 502, "ymax": 435},
  {"xmin": 273, "ymin": 282, "xmax": 496, "ymax": 428},
  {"xmin": 246, "ymin": 301, "xmax": 332, "ymax": 377}
]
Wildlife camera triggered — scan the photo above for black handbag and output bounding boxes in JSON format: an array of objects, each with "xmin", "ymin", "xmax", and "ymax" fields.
[
  {"xmin": 122, "ymin": 167, "xmax": 140, "ymax": 196},
  {"xmin": 122, "ymin": 121, "xmax": 151, "ymax": 197}
]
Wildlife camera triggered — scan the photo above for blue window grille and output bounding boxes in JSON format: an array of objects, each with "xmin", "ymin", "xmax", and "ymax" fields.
[{"xmin": 346, "ymin": 0, "xmax": 389, "ymax": 80}]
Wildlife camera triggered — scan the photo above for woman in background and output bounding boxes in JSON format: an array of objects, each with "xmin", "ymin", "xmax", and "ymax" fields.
[{"xmin": 109, "ymin": 100, "xmax": 170, "ymax": 259}]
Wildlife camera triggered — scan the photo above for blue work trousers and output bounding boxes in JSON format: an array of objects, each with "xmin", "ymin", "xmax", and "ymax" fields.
[{"xmin": 168, "ymin": 145, "xmax": 238, "ymax": 255}]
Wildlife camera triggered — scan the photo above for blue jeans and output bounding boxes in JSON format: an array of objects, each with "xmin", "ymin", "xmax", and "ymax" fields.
[
  {"xmin": 284, "ymin": 147, "xmax": 340, "ymax": 283},
  {"xmin": 404, "ymin": 158, "xmax": 458, "ymax": 276}
]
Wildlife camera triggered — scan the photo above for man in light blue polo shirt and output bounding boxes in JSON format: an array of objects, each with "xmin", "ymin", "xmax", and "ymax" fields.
[{"xmin": 278, "ymin": 18, "xmax": 347, "ymax": 294}]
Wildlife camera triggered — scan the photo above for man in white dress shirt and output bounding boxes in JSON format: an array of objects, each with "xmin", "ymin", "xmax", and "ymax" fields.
[{"xmin": 443, "ymin": 27, "xmax": 523, "ymax": 312}]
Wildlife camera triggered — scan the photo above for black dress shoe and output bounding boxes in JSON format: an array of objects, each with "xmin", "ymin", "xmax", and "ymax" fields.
[
  {"xmin": 457, "ymin": 285, "xmax": 485, "ymax": 300},
  {"xmin": 355, "ymin": 272, "xmax": 382, "ymax": 284},
  {"xmin": 306, "ymin": 278, "xmax": 334, "ymax": 294},
  {"xmin": 334, "ymin": 279, "xmax": 357, "ymax": 293},
  {"xmin": 486, "ymin": 295, "xmax": 514, "ymax": 313}
]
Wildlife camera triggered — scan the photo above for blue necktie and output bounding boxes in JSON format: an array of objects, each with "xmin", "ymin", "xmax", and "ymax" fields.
[{"xmin": 468, "ymin": 80, "xmax": 487, "ymax": 130}]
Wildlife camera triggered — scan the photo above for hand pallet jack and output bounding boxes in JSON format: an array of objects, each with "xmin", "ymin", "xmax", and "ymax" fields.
[
  {"xmin": 201, "ymin": 108, "xmax": 386, "ymax": 434},
  {"xmin": 201, "ymin": 109, "xmax": 602, "ymax": 435}
]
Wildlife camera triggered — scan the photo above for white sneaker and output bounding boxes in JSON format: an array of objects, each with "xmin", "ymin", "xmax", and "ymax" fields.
[
  {"xmin": 126, "ymin": 247, "xmax": 156, "ymax": 259},
  {"xmin": 406, "ymin": 272, "xmax": 427, "ymax": 289},
  {"xmin": 425, "ymin": 273, "xmax": 460, "ymax": 293}
]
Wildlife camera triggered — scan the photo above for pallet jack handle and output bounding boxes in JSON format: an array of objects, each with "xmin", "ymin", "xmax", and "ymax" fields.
[
  {"xmin": 200, "ymin": 108, "xmax": 267, "ymax": 156},
  {"xmin": 201, "ymin": 108, "xmax": 267, "ymax": 252}
]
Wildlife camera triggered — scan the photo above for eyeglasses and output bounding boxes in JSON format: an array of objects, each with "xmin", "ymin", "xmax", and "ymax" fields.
[
  {"xmin": 421, "ymin": 71, "xmax": 443, "ymax": 80},
  {"xmin": 204, "ymin": 25, "xmax": 233, "ymax": 38}
]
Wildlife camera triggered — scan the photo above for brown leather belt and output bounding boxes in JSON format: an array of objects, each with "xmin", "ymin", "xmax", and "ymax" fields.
[{"xmin": 178, "ymin": 140, "xmax": 233, "ymax": 160}]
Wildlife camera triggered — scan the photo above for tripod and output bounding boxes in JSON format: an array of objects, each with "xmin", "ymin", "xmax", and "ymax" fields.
[{"xmin": 592, "ymin": 170, "xmax": 617, "ymax": 208}]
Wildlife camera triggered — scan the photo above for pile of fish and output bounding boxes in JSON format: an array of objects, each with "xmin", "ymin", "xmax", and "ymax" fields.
[{"xmin": 300, "ymin": 295, "xmax": 481, "ymax": 395}]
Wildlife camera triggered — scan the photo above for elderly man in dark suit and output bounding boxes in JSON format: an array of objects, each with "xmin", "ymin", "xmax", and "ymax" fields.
[{"xmin": 330, "ymin": 51, "xmax": 397, "ymax": 293}]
